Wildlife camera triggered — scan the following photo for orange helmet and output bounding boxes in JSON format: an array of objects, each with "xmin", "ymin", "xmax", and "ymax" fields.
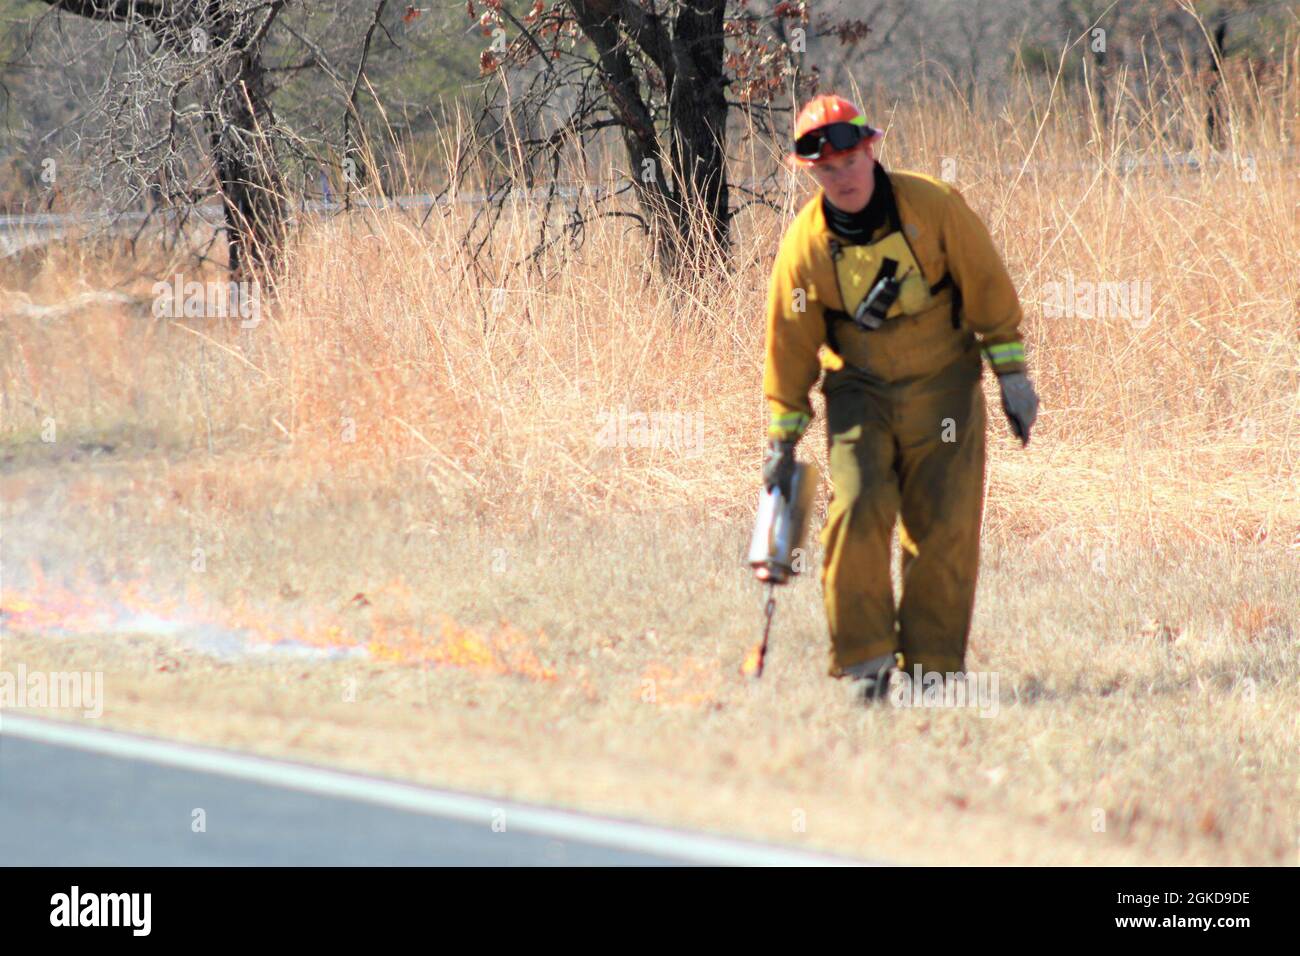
[{"xmin": 790, "ymin": 94, "xmax": 883, "ymax": 167}]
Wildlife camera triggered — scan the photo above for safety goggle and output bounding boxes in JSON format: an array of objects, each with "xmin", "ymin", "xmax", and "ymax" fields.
[{"xmin": 793, "ymin": 121, "xmax": 868, "ymax": 161}]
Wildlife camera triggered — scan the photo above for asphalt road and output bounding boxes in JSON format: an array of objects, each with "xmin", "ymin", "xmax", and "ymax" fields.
[{"xmin": 0, "ymin": 715, "xmax": 860, "ymax": 866}]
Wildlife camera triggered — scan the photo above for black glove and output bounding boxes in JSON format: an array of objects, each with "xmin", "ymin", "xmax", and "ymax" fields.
[
  {"xmin": 762, "ymin": 439, "xmax": 797, "ymax": 499},
  {"xmin": 997, "ymin": 371, "xmax": 1039, "ymax": 446}
]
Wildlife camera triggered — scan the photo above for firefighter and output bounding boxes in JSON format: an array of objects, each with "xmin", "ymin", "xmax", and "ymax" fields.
[{"xmin": 761, "ymin": 94, "xmax": 1039, "ymax": 701}]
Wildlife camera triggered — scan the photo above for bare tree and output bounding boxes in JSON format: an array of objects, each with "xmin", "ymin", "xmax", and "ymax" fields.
[
  {"xmin": 461, "ymin": 0, "xmax": 881, "ymax": 277},
  {"xmin": 30, "ymin": 2, "xmax": 292, "ymax": 275},
  {"xmin": 14, "ymin": 1, "xmax": 423, "ymax": 275}
]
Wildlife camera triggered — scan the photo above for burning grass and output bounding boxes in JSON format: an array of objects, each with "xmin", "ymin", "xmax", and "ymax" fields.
[{"xmin": 2, "ymin": 556, "xmax": 558, "ymax": 680}]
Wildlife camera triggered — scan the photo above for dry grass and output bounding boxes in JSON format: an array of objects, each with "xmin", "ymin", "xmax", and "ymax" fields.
[{"xmin": 2, "ymin": 60, "xmax": 1298, "ymax": 864}]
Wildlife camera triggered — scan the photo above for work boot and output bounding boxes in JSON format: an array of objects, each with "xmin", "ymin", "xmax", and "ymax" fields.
[{"xmin": 842, "ymin": 653, "xmax": 898, "ymax": 705}]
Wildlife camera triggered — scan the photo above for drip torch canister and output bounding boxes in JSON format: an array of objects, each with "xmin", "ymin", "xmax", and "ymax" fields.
[
  {"xmin": 747, "ymin": 460, "xmax": 819, "ymax": 584},
  {"xmin": 742, "ymin": 460, "xmax": 819, "ymax": 679}
]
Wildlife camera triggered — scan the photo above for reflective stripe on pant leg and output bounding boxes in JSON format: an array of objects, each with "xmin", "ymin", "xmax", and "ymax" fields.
[
  {"xmin": 894, "ymin": 371, "xmax": 986, "ymax": 676},
  {"xmin": 820, "ymin": 372, "xmax": 901, "ymax": 676}
]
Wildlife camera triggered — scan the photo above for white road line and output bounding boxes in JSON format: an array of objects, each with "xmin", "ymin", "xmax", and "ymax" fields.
[{"xmin": 0, "ymin": 713, "xmax": 870, "ymax": 867}]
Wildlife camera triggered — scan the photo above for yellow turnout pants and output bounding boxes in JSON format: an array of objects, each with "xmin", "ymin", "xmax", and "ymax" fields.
[{"xmin": 818, "ymin": 343, "xmax": 986, "ymax": 677}]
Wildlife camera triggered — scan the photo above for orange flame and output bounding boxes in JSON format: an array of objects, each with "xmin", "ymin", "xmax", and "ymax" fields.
[
  {"xmin": 740, "ymin": 642, "xmax": 765, "ymax": 678},
  {"xmin": 2, "ymin": 566, "xmax": 556, "ymax": 681},
  {"xmin": 638, "ymin": 656, "xmax": 721, "ymax": 709}
]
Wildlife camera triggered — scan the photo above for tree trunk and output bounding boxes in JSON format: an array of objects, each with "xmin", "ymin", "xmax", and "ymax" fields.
[
  {"xmin": 37, "ymin": 1, "xmax": 289, "ymax": 277},
  {"xmin": 1205, "ymin": 17, "xmax": 1229, "ymax": 149},
  {"xmin": 665, "ymin": 0, "xmax": 730, "ymax": 262},
  {"xmin": 207, "ymin": 40, "xmax": 285, "ymax": 277},
  {"xmin": 568, "ymin": 0, "xmax": 731, "ymax": 276}
]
